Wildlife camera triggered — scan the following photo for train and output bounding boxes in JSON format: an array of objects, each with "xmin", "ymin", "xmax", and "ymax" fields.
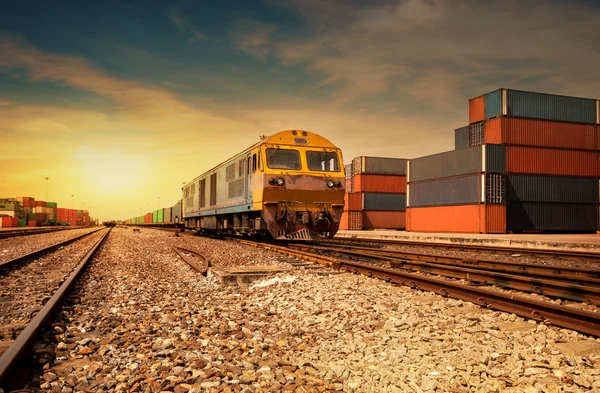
[{"xmin": 124, "ymin": 130, "xmax": 346, "ymax": 240}]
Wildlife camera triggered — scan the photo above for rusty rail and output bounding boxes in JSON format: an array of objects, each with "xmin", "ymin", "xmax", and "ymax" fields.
[
  {"xmin": 0, "ymin": 227, "xmax": 78, "ymax": 240},
  {"xmin": 173, "ymin": 247, "xmax": 210, "ymax": 275},
  {"xmin": 289, "ymin": 244, "xmax": 600, "ymax": 304},
  {"xmin": 241, "ymin": 240, "xmax": 600, "ymax": 337},
  {"xmin": 0, "ymin": 228, "xmax": 111, "ymax": 390},
  {"xmin": 326, "ymin": 237, "xmax": 600, "ymax": 262},
  {"xmin": 0, "ymin": 228, "xmax": 106, "ymax": 269}
]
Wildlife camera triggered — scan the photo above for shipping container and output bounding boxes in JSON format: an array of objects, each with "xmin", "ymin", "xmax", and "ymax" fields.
[
  {"xmin": 507, "ymin": 202, "xmax": 597, "ymax": 232},
  {"xmin": 18, "ymin": 219, "xmax": 25, "ymax": 227},
  {"xmin": 0, "ymin": 211, "xmax": 16, "ymax": 218},
  {"xmin": 353, "ymin": 156, "xmax": 407, "ymax": 176},
  {"xmin": 344, "ymin": 178, "xmax": 352, "ymax": 191},
  {"xmin": 469, "ymin": 95, "xmax": 485, "ymax": 124},
  {"xmin": 27, "ymin": 220, "xmax": 37, "ymax": 227},
  {"xmin": 407, "ymin": 204, "xmax": 506, "ymax": 233},
  {"xmin": 345, "ymin": 164, "xmax": 352, "ymax": 179},
  {"xmin": 353, "ymin": 174, "xmax": 407, "ymax": 193},
  {"xmin": 484, "ymin": 89, "xmax": 597, "ymax": 124},
  {"xmin": 507, "ymin": 174, "xmax": 598, "ymax": 203},
  {"xmin": 171, "ymin": 202, "xmax": 182, "ymax": 223},
  {"xmin": 0, "ymin": 217, "xmax": 12, "ymax": 227},
  {"xmin": 409, "ymin": 144, "xmax": 505, "ymax": 182},
  {"xmin": 164, "ymin": 207, "xmax": 172, "ymax": 223},
  {"xmin": 345, "ymin": 193, "xmax": 363, "ymax": 211},
  {"xmin": 484, "ymin": 117, "xmax": 596, "ymax": 150},
  {"xmin": 0, "ymin": 202, "xmax": 18, "ymax": 212},
  {"xmin": 46, "ymin": 202, "xmax": 57, "ymax": 208},
  {"xmin": 469, "ymin": 122, "xmax": 485, "ymax": 146},
  {"xmin": 455, "ymin": 126, "xmax": 469, "ymax": 150},
  {"xmin": 506, "ymin": 146, "xmax": 597, "ymax": 177},
  {"xmin": 362, "ymin": 211, "xmax": 406, "ymax": 229},
  {"xmin": 362, "ymin": 193, "xmax": 406, "ymax": 211},
  {"xmin": 408, "ymin": 174, "xmax": 481, "ymax": 207},
  {"xmin": 339, "ymin": 211, "xmax": 363, "ymax": 230}
]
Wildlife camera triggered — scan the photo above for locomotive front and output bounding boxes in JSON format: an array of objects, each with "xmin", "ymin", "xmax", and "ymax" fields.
[{"xmin": 258, "ymin": 130, "xmax": 345, "ymax": 239}]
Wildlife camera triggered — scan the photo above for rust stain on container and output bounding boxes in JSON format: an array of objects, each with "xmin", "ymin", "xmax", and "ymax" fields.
[
  {"xmin": 362, "ymin": 211, "xmax": 406, "ymax": 229},
  {"xmin": 484, "ymin": 117, "xmax": 596, "ymax": 150},
  {"xmin": 406, "ymin": 205, "xmax": 481, "ymax": 233},
  {"xmin": 506, "ymin": 146, "xmax": 598, "ymax": 177},
  {"xmin": 469, "ymin": 95, "xmax": 485, "ymax": 124},
  {"xmin": 353, "ymin": 174, "xmax": 406, "ymax": 193}
]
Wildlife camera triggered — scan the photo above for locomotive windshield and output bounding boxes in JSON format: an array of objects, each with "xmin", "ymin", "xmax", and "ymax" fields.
[
  {"xmin": 307, "ymin": 151, "xmax": 340, "ymax": 172},
  {"xmin": 266, "ymin": 148, "xmax": 301, "ymax": 170}
]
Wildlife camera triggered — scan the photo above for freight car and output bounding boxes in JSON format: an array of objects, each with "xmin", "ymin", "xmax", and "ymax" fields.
[{"xmin": 182, "ymin": 130, "xmax": 345, "ymax": 239}]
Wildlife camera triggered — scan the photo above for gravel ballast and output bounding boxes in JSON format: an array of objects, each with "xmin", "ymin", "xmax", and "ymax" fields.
[{"xmin": 28, "ymin": 228, "xmax": 600, "ymax": 392}]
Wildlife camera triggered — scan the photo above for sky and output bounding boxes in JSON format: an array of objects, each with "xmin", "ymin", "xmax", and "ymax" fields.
[{"xmin": 1, "ymin": 0, "xmax": 600, "ymax": 221}]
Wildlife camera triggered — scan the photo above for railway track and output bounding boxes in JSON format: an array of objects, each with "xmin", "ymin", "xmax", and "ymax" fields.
[
  {"xmin": 173, "ymin": 246, "xmax": 210, "ymax": 275},
  {"xmin": 0, "ymin": 227, "xmax": 77, "ymax": 240},
  {"xmin": 237, "ymin": 239, "xmax": 600, "ymax": 337},
  {"xmin": 0, "ymin": 228, "xmax": 110, "ymax": 391},
  {"xmin": 327, "ymin": 237, "xmax": 600, "ymax": 262}
]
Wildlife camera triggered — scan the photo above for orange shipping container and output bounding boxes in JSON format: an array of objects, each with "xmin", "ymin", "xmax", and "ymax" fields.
[
  {"xmin": 407, "ymin": 204, "xmax": 505, "ymax": 233},
  {"xmin": 345, "ymin": 193, "xmax": 363, "ymax": 211},
  {"xmin": 362, "ymin": 211, "xmax": 405, "ymax": 229},
  {"xmin": 469, "ymin": 95, "xmax": 485, "ymax": 124},
  {"xmin": 353, "ymin": 174, "xmax": 407, "ymax": 193},
  {"xmin": 484, "ymin": 117, "xmax": 597, "ymax": 150},
  {"xmin": 27, "ymin": 220, "xmax": 37, "ymax": 227},
  {"xmin": 506, "ymin": 146, "xmax": 597, "ymax": 177},
  {"xmin": 339, "ymin": 211, "xmax": 362, "ymax": 230}
]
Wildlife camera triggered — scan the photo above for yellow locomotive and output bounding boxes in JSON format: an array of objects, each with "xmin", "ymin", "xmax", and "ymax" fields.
[{"xmin": 182, "ymin": 130, "xmax": 345, "ymax": 239}]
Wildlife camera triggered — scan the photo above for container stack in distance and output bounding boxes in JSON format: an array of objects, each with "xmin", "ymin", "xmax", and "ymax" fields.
[
  {"xmin": 339, "ymin": 156, "xmax": 407, "ymax": 230},
  {"xmin": 124, "ymin": 201, "xmax": 182, "ymax": 226},
  {"xmin": 0, "ymin": 196, "xmax": 95, "ymax": 227},
  {"xmin": 417, "ymin": 88, "xmax": 600, "ymax": 233}
]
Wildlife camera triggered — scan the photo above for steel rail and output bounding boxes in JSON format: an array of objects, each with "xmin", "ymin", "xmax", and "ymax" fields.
[
  {"xmin": 0, "ymin": 228, "xmax": 105, "ymax": 269},
  {"xmin": 327, "ymin": 237, "xmax": 600, "ymax": 262},
  {"xmin": 0, "ymin": 228, "xmax": 111, "ymax": 389},
  {"xmin": 0, "ymin": 227, "xmax": 78, "ymax": 240},
  {"xmin": 310, "ymin": 244, "xmax": 600, "ymax": 279},
  {"xmin": 288, "ymin": 244, "xmax": 600, "ymax": 304},
  {"xmin": 173, "ymin": 247, "xmax": 210, "ymax": 275},
  {"xmin": 239, "ymin": 239, "xmax": 600, "ymax": 337}
]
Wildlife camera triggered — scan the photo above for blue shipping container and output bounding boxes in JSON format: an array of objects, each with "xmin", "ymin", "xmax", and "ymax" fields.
[{"xmin": 484, "ymin": 88, "xmax": 597, "ymax": 124}]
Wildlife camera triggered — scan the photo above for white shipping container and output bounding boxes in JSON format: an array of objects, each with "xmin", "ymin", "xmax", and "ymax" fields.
[{"xmin": 0, "ymin": 211, "xmax": 16, "ymax": 218}]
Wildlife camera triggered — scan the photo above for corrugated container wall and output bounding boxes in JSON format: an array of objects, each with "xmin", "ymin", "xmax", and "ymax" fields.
[
  {"xmin": 345, "ymin": 164, "xmax": 352, "ymax": 179},
  {"xmin": 455, "ymin": 126, "xmax": 469, "ymax": 149},
  {"xmin": 469, "ymin": 95, "xmax": 485, "ymax": 124},
  {"xmin": 507, "ymin": 202, "xmax": 598, "ymax": 232},
  {"xmin": 362, "ymin": 193, "xmax": 406, "ymax": 211},
  {"xmin": 353, "ymin": 174, "xmax": 407, "ymax": 193},
  {"xmin": 409, "ymin": 175, "xmax": 481, "ymax": 207},
  {"xmin": 484, "ymin": 117, "xmax": 597, "ymax": 150},
  {"xmin": 409, "ymin": 144, "xmax": 505, "ymax": 182},
  {"xmin": 362, "ymin": 211, "xmax": 406, "ymax": 229},
  {"xmin": 506, "ymin": 146, "xmax": 597, "ymax": 177},
  {"xmin": 172, "ymin": 202, "xmax": 182, "ymax": 222},
  {"xmin": 484, "ymin": 89, "xmax": 597, "ymax": 124},
  {"xmin": 353, "ymin": 156, "xmax": 407, "ymax": 176},
  {"xmin": 407, "ymin": 205, "xmax": 505, "ymax": 233},
  {"xmin": 507, "ymin": 175, "xmax": 598, "ymax": 203}
]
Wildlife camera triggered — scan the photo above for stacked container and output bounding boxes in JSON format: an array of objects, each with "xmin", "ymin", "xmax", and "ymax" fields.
[
  {"xmin": 340, "ymin": 156, "xmax": 408, "ymax": 230},
  {"xmin": 407, "ymin": 145, "xmax": 507, "ymax": 233},
  {"xmin": 469, "ymin": 88, "xmax": 599, "ymax": 232}
]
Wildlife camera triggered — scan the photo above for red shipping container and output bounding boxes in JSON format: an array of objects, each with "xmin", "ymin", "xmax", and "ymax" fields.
[
  {"xmin": 346, "ymin": 193, "xmax": 363, "ymax": 211},
  {"xmin": 362, "ymin": 211, "xmax": 406, "ymax": 229},
  {"xmin": 506, "ymin": 146, "xmax": 597, "ymax": 177},
  {"xmin": 12, "ymin": 218, "xmax": 19, "ymax": 227},
  {"xmin": 469, "ymin": 95, "xmax": 485, "ymax": 124},
  {"xmin": 1, "ymin": 217, "xmax": 13, "ymax": 227},
  {"xmin": 484, "ymin": 117, "xmax": 596, "ymax": 150},
  {"xmin": 353, "ymin": 174, "xmax": 407, "ymax": 193},
  {"xmin": 407, "ymin": 204, "xmax": 505, "ymax": 233},
  {"xmin": 34, "ymin": 201, "xmax": 46, "ymax": 207},
  {"xmin": 27, "ymin": 220, "xmax": 37, "ymax": 227}
]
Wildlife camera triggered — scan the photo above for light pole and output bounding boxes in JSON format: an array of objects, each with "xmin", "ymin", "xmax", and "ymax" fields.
[{"xmin": 45, "ymin": 177, "xmax": 49, "ymax": 202}]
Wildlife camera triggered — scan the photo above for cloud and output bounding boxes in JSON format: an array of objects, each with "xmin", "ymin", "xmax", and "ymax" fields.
[
  {"xmin": 230, "ymin": 18, "xmax": 277, "ymax": 61},
  {"xmin": 264, "ymin": 0, "xmax": 600, "ymax": 108},
  {"xmin": 168, "ymin": 7, "xmax": 207, "ymax": 42}
]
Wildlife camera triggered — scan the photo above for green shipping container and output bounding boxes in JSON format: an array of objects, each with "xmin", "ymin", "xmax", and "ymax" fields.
[
  {"xmin": 157, "ymin": 209, "xmax": 164, "ymax": 223},
  {"xmin": 47, "ymin": 202, "xmax": 57, "ymax": 208},
  {"xmin": 152, "ymin": 210, "xmax": 158, "ymax": 223},
  {"xmin": 18, "ymin": 219, "xmax": 26, "ymax": 227}
]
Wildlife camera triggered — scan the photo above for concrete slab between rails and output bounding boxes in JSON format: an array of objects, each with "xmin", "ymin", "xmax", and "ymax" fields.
[
  {"xmin": 553, "ymin": 340, "xmax": 600, "ymax": 356},
  {"xmin": 335, "ymin": 230, "xmax": 600, "ymax": 253},
  {"xmin": 208, "ymin": 266, "xmax": 291, "ymax": 287}
]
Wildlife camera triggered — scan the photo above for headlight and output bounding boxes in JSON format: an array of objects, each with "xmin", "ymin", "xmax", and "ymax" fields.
[
  {"xmin": 327, "ymin": 180, "xmax": 335, "ymax": 188},
  {"xmin": 336, "ymin": 181, "xmax": 342, "ymax": 188},
  {"xmin": 269, "ymin": 178, "xmax": 276, "ymax": 185},
  {"xmin": 276, "ymin": 178, "xmax": 285, "ymax": 186}
]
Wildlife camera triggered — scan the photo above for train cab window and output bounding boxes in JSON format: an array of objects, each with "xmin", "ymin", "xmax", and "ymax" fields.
[
  {"xmin": 266, "ymin": 148, "xmax": 301, "ymax": 170},
  {"xmin": 258, "ymin": 151, "xmax": 262, "ymax": 170},
  {"xmin": 252, "ymin": 154, "xmax": 257, "ymax": 172},
  {"xmin": 306, "ymin": 151, "xmax": 340, "ymax": 172}
]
